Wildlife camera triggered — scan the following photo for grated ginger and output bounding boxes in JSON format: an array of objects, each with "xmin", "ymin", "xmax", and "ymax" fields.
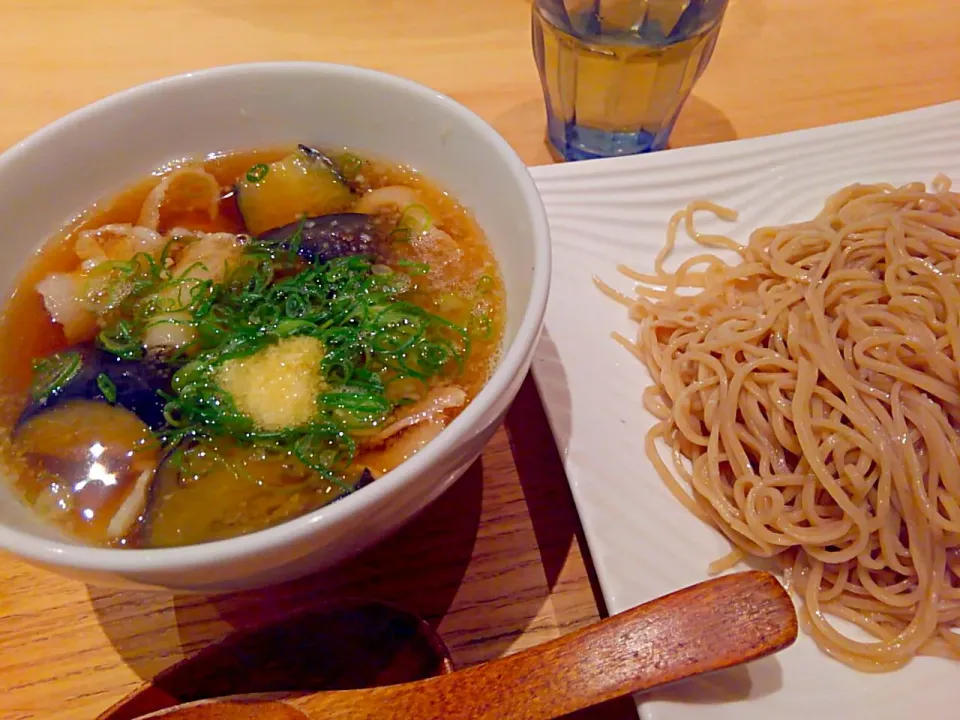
[{"xmin": 215, "ymin": 336, "xmax": 326, "ymax": 431}]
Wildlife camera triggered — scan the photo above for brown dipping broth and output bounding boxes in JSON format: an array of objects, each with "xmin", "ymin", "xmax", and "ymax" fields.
[{"xmin": 0, "ymin": 148, "xmax": 504, "ymax": 547}]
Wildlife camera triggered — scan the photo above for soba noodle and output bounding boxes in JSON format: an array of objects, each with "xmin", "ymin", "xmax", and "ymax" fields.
[{"xmin": 597, "ymin": 176, "xmax": 960, "ymax": 672}]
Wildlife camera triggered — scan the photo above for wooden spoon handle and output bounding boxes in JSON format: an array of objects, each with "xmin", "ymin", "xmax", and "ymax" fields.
[{"xmin": 294, "ymin": 570, "xmax": 798, "ymax": 719}]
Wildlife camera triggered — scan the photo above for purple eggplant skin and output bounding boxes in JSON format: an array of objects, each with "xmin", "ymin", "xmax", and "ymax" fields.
[
  {"xmin": 354, "ymin": 468, "xmax": 376, "ymax": 490},
  {"xmin": 297, "ymin": 144, "xmax": 349, "ymax": 186},
  {"xmin": 18, "ymin": 345, "xmax": 172, "ymax": 431},
  {"xmin": 257, "ymin": 213, "xmax": 382, "ymax": 263}
]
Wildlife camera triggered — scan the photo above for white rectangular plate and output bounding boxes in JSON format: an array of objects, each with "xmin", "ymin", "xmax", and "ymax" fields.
[{"xmin": 528, "ymin": 102, "xmax": 960, "ymax": 720}]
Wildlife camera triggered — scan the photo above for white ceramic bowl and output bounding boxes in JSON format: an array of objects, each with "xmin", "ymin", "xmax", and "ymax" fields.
[{"xmin": 0, "ymin": 62, "xmax": 551, "ymax": 592}]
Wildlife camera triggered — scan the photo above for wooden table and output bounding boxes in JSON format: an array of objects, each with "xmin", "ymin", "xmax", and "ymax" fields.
[{"xmin": 0, "ymin": 1, "xmax": 958, "ymax": 718}]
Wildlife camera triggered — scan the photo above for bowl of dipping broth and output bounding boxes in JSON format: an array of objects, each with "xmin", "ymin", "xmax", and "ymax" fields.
[{"xmin": 0, "ymin": 62, "xmax": 550, "ymax": 591}]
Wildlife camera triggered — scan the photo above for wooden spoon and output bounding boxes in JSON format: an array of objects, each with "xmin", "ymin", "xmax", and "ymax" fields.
[{"xmin": 132, "ymin": 570, "xmax": 798, "ymax": 720}]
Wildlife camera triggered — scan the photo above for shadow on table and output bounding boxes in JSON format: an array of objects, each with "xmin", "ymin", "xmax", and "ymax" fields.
[
  {"xmin": 556, "ymin": 655, "xmax": 785, "ymax": 720},
  {"xmin": 87, "ymin": 457, "xmax": 485, "ymax": 680},
  {"xmin": 669, "ymin": 94, "xmax": 739, "ymax": 148},
  {"xmin": 510, "ymin": 337, "xmax": 638, "ymax": 720},
  {"xmin": 89, "ymin": 364, "xmax": 592, "ymax": 686},
  {"xmin": 89, "ymin": 368, "xmax": 592, "ymax": 679},
  {"xmin": 648, "ymin": 655, "xmax": 784, "ymax": 705},
  {"xmin": 492, "ymin": 97, "xmax": 556, "ymax": 167},
  {"xmin": 512, "ymin": 92, "xmax": 739, "ymax": 163},
  {"xmin": 506, "ymin": 332, "xmax": 577, "ymax": 596}
]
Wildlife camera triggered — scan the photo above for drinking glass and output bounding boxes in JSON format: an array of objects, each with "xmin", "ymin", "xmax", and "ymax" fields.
[{"xmin": 532, "ymin": 0, "xmax": 729, "ymax": 161}]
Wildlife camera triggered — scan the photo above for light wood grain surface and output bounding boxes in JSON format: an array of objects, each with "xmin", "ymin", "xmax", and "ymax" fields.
[{"xmin": 0, "ymin": 1, "xmax": 958, "ymax": 719}]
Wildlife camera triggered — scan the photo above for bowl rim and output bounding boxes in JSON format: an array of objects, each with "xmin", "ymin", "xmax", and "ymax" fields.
[{"xmin": 0, "ymin": 61, "xmax": 551, "ymax": 575}]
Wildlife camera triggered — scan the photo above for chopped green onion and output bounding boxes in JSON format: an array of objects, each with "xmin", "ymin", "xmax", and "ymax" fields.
[
  {"xmin": 417, "ymin": 342, "xmax": 452, "ymax": 371},
  {"xmin": 96, "ymin": 373, "xmax": 118, "ymax": 404},
  {"xmin": 30, "ymin": 351, "xmax": 82, "ymax": 402},
  {"xmin": 99, "ymin": 320, "xmax": 143, "ymax": 360},
  {"xmin": 436, "ymin": 292, "xmax": 467, "ymax": 318},
  {"xmin": 385, "ymin": 376, "xmax": 426, "ymax": 404},
  {"xmin": 338, "ymin": 153, "xmax": 364, "ymax": 179},
  {"xmin": 245, "ymin": 163, "xmax": 269, "ymax": 183},
  {"xmin": 476, "ymin": 274, "xmax": 494, "ymax": 294},
  {"xmin": 397, "ymin": 259, "xmax": 430, "ymax": 275},
  {"xmin": 318, "ymin": 392, "xmax": 391, "ymax": 429},
  {"xmin": 388, "ymin": 227, "xmax": 412, "ymax": 244},
  {"xmin": 88, "ymin": 230, "xmax": 475, "ymax": 490},
  {"xmin": 471, "ymin": 313, "xmax": 494, "ymax": 340},
  {"xmin": 273, "ymin": 319, "xmax": 316, "ymax": 337},
  {"xmin": 398, "ymin": 204, "xmax": 432, "ymax": 233}
]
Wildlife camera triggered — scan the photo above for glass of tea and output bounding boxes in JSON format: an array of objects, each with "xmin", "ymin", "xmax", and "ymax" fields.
[{"xmin": 532, "ymin": 0, "xmax": 729, "ymax": 161}]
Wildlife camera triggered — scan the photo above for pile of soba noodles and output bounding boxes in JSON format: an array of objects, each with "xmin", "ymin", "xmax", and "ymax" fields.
[{"xmin": 598, "ymin": 175, "xmax": 960, "ymax": 671}]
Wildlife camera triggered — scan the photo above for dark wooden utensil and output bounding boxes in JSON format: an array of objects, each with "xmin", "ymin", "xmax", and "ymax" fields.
[
  {"xmin": 96, "ymin": 599, "xmax": 454, "ymax": 720},
  {"xmin": 125, "ymin": 570, "xmax": 798, "ymax": 720}
]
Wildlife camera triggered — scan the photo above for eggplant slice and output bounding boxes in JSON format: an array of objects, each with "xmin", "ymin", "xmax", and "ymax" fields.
[
  {"xmin": 236, "ymin": 145, "xmax": 354, "ymax": 236},
  {"xmin": 257, "ymin": 213, "xmax": 381, "ymax": 263},
  {"xmin": 137, "ymin": 442, "xmax": 372, "ymax": 548},
  {"xmin": 20, "ymin": 344, "xmax": 172, "ymax": 431},
  {"xmin": 13, "ymin": 398, "xmax": 161, "ymax": 544}
]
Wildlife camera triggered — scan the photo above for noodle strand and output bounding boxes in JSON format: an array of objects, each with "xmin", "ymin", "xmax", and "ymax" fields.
[{"xmin": 602, "ymin": 178, "xmax": 960, "ymax": 671}]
